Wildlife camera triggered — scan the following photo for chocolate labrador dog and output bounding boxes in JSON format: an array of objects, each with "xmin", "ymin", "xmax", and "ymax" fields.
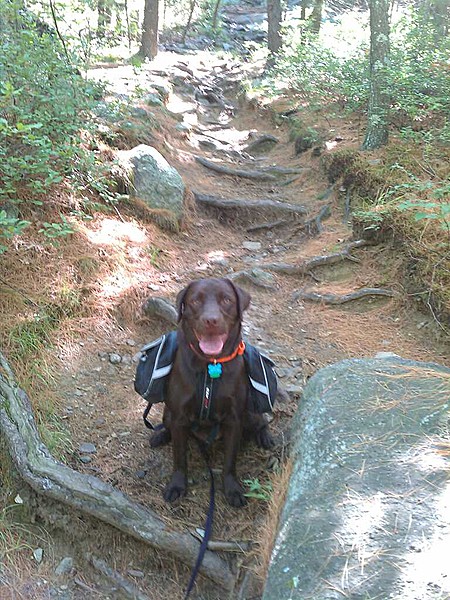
[{"xmin": 152, "ymin": 277, "xmax": 273, "ymax": 507}]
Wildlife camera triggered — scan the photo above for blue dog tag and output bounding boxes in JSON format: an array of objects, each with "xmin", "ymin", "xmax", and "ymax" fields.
[{"xmin": 208, "ymin": 363, "xmax": 222, "ymax": 379}]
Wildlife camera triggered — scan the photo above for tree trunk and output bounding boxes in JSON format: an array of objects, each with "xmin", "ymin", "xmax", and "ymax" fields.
[
  {"xmin": 97, "ymin": 0, "xmax": 112, "ymax": 38},
  {"xmin": 362, "ymin": 0, "xmax": 390, "ymax": 150},
  {"xmin": 308, "ymin": 0, "xmax": 324, "ymax": 34},
  {"xmin": 425, "ymin": 0, "xmax": 449, "ymax": 38},
  {"xmin": 300, "ymin": 0, "xmax": 308, "ymax": 20},
  {"xmin": 267, "ymin": 0, "xmax": 282, "ymax": 67},
  {"xmin": 211, "ymin": 0, "xmax": 222, "ymax": 30},
  {"xmin": 139, "ymin": 0, "xmax": 159, "ymax": 60},
  {"xmin": 182, "ymin": 0, "xmax": 197, "ymax": 44}
]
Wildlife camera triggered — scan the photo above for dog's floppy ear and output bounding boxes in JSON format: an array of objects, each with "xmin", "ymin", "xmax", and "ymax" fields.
[
  {"xmin": 176, "ymin": 283, "xmax": 192, "ymax": 322},
  {"xmin": 225, "ymin": 279, "xmax": 251, "ymax": 318}
]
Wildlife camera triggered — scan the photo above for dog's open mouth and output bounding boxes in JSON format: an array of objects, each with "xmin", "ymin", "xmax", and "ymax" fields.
[{"xmin": 196, "ymin": 332, "xmax": 228, "ymax": 356}]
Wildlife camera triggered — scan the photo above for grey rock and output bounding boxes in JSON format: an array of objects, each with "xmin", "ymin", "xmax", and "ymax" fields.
[
  {"xmin": 79, "ymin": 455, "xmax": 92, "ymax": 464},
  {"xmin": 242, "ymin": 241, "xmax": 262, "ymax": 251},
  {"xmin": 144, "ymin": 93, "xmax": 164, "ymax": 107},
  {"xmin": 142, "ymin": 297, "xmax": 177, "ymax": 325},
  {"xmin": 130, "ymin": 107, "xmax": 150, "ymax": 119},
  {"xmin": 33, "ymin": 548, "xmax": 43, "ymax": 563},
  {"xmin": 264, "ymin": 357, "xmax": 450, "ymax": 600},
  {"xmin": 127, "ymin": 568, "xmax": 145, "ymax": 578},
  {"xmin": 121, "ymin": 354, "xmax": 132, "ymax": 365},
  {"xmin": 78, "ymin": 442, "xmax": 97, "ymax": 454},
  {"xmin": 109, "ymin": 353, "xmax": 122, "ymax": 364},
  {"xmin": 118, "ymin": 144, "xmax": 184, "ymax": 219},
  {"xmin": 175, "ymin": 122, "xmax": 192, "ymax": 133},
  {"xmin": 55, "ymin": 557, "xmax": 74, "ymax": 576}
]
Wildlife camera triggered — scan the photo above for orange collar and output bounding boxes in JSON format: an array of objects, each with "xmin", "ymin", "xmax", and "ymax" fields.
[{"xmin": 189, "ymin": 340, "xmax": 246, "ymax": 363}]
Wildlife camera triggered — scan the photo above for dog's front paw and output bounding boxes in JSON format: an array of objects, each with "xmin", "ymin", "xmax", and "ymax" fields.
[
  {"xmin": 163, "ymin": 472, "xmax": 187, "ymax": 503},
  {"xmin": 150, "ymin": 427, "xmax": 171, "ymax": 448},
  {"xmin": 255, "ymin": 427, "xmax": 274, "ymax": 450},
  {"xmin": 224, "ymin": 475, "xmax": 247, "ymax": 508}
]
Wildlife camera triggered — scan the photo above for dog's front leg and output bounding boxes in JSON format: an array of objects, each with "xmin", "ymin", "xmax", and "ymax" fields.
[
  {"xmin": 164, "ymin": 417, "xmax": 190, "ymax": 502},
  {"xmin": 222, "ymin": 419, "xmax": 246, "ymax": 507}
]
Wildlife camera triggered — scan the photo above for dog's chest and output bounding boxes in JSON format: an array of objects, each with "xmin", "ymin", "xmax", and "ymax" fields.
[{"xmin": 189, "ymin": 364, "xmax": 246, "ymax": 422}]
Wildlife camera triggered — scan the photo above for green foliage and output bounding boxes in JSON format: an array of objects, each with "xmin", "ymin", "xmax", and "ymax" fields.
[
  {"xmin": 0, "ymin": 3, "xmax": 110, "ymax": 250},
  {"xmin": 243, "ymin": 478, "xmax": 273, "ymax": 501},
  {"xmin": 0, "ymin": 210, "xmax": 30, "ymax": 253},
  {"xmin": 39, "ymin": 216, "xmax": 77, "ymax": 242},
  {"xmin": 263, "ymin": 7, "xmax": 450, "ymax": 139},
  {"xmin": 0, "ymin": 504, "xmax": 33, "ymax": 558}
]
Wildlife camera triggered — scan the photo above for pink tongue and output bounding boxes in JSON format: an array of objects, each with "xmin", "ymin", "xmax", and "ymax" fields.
[{"xmin": 199, "ymin": 336, "xmax": 225, "ymax": 356}]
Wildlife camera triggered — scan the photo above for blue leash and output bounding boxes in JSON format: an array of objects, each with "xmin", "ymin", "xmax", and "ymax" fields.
[
  {"xmin": 184, "ymin": 438, "xmax": 215, "ymax": 599},
  {"xmin": 143, "ymin": 404, "xmax": 218, "ymax": 599}
]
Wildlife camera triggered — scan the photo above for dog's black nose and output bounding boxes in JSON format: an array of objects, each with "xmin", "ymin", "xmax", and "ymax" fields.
[{"xmin": 203, "ymin": 315, "xmax": 218, "ymax": 327}]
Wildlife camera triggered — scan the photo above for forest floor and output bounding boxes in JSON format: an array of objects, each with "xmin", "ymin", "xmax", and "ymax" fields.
[{"xmin": 1, "ymin": 37, "xmax": 449, "ymax": 600}]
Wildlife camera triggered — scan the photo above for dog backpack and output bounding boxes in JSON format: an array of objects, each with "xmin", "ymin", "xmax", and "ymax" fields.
[{"xmin": 134, "ymin": 331, "xmax": 277, "ymax": 413}]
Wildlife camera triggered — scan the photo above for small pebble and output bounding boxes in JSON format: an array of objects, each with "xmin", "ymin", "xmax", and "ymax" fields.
[
  {"xmin": 242, "ymin": 241, "xmax": 262, "ymax": 251},
  {"xmin": 128, "ymin": 568, "xmax": 145, "ymax": 578},
  {"xmin": 33, "ymin": 548, "xmax": 43, "ymax": 563},
  {"xmin": 55, "ymin": 557, "xmax": 74, "ymax": 576},
  {"xmin": 109, "ymin": 353, "xmax": 122, "ymax": 364},
  {"xmin": 78, "ymin": 442, "xmax": 97, "ymax": 454}
]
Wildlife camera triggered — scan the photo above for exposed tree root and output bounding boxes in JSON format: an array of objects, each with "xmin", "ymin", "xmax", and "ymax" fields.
[
  {"xmin": 87, "ymin": 554, "xmax": 150, "ymax": 600},
  {"xmin": 246, "ymin": 219, "xmax": 288, "ymax": 232},
  {"xmin": 0, "ymin": 351, "xmax": 233, "ymax": 591},
  {"xmin": 303, "ymin": 204, "xmax": 332, "ymax": 235},
  {"xmin": 293, "ymin": 287, "xmax": 397, "ymax": 304},
  {"xmin": 262, "ymin": 240, "xmax": 371, "ymax": 277},
  {"xmin": 195, "ymin": 156, "xmax": 278, "ymax": 181},
  {"xmin": 193, "ymin": 192, "xmax": 307, "ymax": 223}
]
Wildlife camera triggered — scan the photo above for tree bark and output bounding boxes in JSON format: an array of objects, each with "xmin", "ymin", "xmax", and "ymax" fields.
[
  {"xmin": 308, "ymin": 0, "xmax": 324, "ymax": 34},
  {"xmin": 139, "ymin": 0, "xmax": 159, "ymax": 60},
  {"xmin": 267, "ymin": 0, "xmax": 282, "ymax": 67},
  {"xmin": 0, "ymin": 351, "xmax": 233, "ymax": 590},
  {"xmin": 211, "ymin": 0, "xmax": 222, "ymax": 30},
  {"xmin": 362, "ymin": 0, "xmax": 391, "ymax": 150},
  {"xmin": 97, "ymin": 0, "xmax": 112, "ymax": 38}
]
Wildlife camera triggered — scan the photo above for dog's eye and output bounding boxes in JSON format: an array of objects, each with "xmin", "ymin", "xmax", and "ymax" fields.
[{"xmin": 222, "ymin": 296, "xmax": 233, "ymax": 305}]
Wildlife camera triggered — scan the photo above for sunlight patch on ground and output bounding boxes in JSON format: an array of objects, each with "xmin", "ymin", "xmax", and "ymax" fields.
[
  {"xmin": 400, "ymin": 482, "xmax": 450, "ymax": 597},
  {"xmin": 84, "ymin": 218, "xmax": 148, "ymax": 247}
]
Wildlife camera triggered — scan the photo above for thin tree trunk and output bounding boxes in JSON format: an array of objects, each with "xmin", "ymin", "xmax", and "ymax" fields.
[
  {"xmin": 139, "ymin": 0, "xmax": 159, "ymax": 59},
  {"xmin": 362, "ymin": 0, "xmax": 391, "ymax": 150},
  {"xmin": 308, "ymin": 0, "xmax": 323, "ymax": 34},
  {"xmin": 97, "ymin": 0, "xmax": 112, "ymax": 38},
  {"xmin": 211, "ymin": 0, "xmax": 222, "ymax": 29},
  {"xmin": 182, "ymin": 0, "xmax": 197, "ymax": 44},
  {"xmin": 267, "ymin": 0, "xmax": 282, "ymax": 67},
  {"xmin": 124, "ymin": 0, "xmax": 132, "ymax": 49},
  {"xmin": 300, "ymin": 0, "xmax": 308, "ymax": 20}
]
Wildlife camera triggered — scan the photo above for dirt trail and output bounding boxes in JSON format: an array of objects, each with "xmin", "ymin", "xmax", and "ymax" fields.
[{"xmin": 27, "ymin": 50, "xmax": 449, "ymax": 599}]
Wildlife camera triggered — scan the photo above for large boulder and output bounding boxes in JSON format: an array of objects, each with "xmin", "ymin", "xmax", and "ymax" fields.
[
  {"xmin": 264, "ymin": 356, "xmax": 450, "ymax": 600},
  {"xmin": 119, "ymin": 144, "xmax": 185, "ymax": 219}
]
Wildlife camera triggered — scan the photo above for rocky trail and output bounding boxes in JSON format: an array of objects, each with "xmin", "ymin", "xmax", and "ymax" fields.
[{"xmin": 2, "ymin": 43, "xmax": 449, "ymax": 600}]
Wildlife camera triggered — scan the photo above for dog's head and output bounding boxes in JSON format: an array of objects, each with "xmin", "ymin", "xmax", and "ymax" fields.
[{"xmin": 176, "ymin": 277, "xmax": 250, "ymax": 357}]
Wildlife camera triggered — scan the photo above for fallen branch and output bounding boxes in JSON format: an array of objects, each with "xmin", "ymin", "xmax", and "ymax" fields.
[
  {"xmin": 0, "ymin": 351, "xmax": 233, "ymax": 590},
  {"xmin": 195, "ymin": 156, "xmax": 278, "ymax": 181},
  {"xmin": 193, "ymin": 192, "xmax": 307, "ymax": 222},
  {"xmin": 262, "ymin": 240, "xmax": 370, "ymax": 276},
  {"xmin": 293, "ymin": 288, "xmax": 397, "ymax": 304}
]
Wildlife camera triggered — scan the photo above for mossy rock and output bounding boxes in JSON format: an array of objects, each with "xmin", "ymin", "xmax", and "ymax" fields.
[{"xmin": 321, "ymin": 149, "xmax": 387, "ymax": 202}]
